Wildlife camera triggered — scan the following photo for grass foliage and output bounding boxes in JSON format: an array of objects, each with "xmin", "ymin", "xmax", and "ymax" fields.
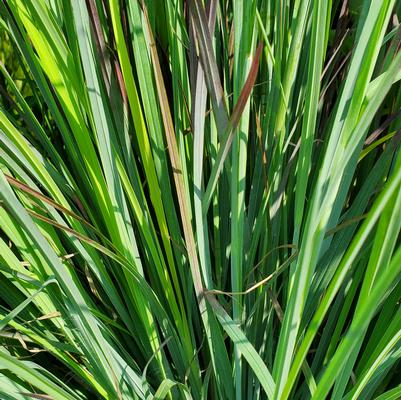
[{"xmin": 1, "ymin": 0, "xmax": 401, "ymax": 398}]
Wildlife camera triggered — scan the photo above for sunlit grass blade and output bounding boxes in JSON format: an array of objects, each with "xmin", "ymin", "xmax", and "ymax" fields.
[{"xmin": 0, "ymin": 0, "xmax": 400, "ymax": 398}]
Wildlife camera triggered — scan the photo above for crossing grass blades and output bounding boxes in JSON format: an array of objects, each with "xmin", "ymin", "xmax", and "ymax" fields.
[{"xmin": 0, "ymin": 0, "xmax": 401, "ymax": 399}]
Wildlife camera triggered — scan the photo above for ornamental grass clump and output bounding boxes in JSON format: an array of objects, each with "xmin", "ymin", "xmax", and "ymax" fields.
[{"xmin": 0, "ymin": 0, "xmax": 401, "ymax": 399}]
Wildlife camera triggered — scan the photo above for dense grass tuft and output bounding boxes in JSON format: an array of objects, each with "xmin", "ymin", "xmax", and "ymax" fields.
[{"xmin": 0, "ymin": 0, "xmax": 401, "ymax": 399}]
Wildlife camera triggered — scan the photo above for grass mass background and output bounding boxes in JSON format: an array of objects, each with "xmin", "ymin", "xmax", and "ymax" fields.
[{"xmin": 0, "ymin": 0, "xmax": 401, "ymax": 399}]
